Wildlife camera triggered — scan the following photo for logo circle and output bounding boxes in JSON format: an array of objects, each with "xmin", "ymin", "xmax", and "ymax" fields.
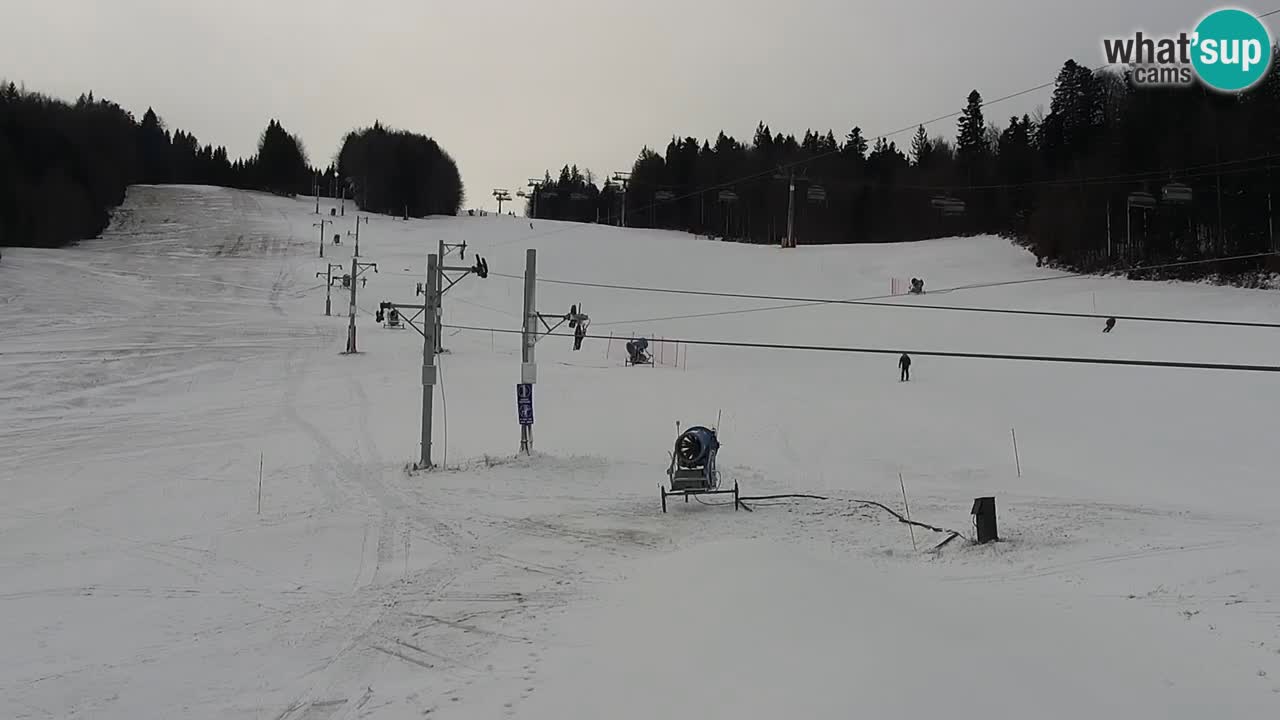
[{"xmin": 1191, "ymin": 8, "xmax": 1273, "ymax": 92}]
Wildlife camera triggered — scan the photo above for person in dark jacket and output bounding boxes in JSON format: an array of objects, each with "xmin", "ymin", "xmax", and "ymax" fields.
[
  {"xmin": 899, "ymin": 353, "xmax": 911, "ymax": 381},
  {"xmin": 1103, "ymin": 317, "xmax": 1116, "ymax": 333}
]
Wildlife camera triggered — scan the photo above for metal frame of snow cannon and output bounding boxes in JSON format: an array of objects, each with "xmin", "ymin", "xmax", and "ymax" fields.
[{"xmin": 661, "ymin": 422, "xmax": 739, "ymax": 512}]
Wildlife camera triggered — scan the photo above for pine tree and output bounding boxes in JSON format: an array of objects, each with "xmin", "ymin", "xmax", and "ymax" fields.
[
  {"xmin": 753, "ymin": 122, "xmax": 773, "ymax": 152},
  {"xmin": 843, "ymin": 127, "xmax": 868, "ymax": 161},
  {"xmin": 910, "ymin": 124, "xmax": 933, "ymax": 168},
  {"xmin": 956, "ymin": 90, "xmax": 989, "ymax": 181},
  {"xmin": 957, "ymin": 91, "xmax": 988, "ymax": 161},
  {"xmin": 137, "ymin": 108, "xmax": 172, "ymax": 184}
]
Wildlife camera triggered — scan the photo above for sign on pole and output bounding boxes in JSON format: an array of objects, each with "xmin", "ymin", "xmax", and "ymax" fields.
[{"xmin": 516, "ymin": 383, "xmax": 534, "ymax": 425}]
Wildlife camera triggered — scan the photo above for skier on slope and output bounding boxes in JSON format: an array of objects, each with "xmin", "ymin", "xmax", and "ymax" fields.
[
  {"xmin": 899, "ymin": 352, "xmax": 912, "ymax": 382},
  {"xmin": 1103, "ymin": 317, "xmax": 1116, "ymax": 333}
]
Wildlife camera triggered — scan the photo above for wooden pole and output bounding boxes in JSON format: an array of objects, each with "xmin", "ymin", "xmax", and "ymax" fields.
[
  {"xmin": 899, "ymin": 473, "xmax": 917, "ymax": 551},
  {"xmin": 257, "ymin": 452, "xmax": 264, "ymax": 515},
  {"xmin": 1011, "ymin": 428, "xmax": 1022, "ymax": 478}
]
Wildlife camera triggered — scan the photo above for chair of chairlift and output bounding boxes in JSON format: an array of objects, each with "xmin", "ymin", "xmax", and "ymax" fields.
[{"xmin": 1162, "ymin": 183, "xmax": 1193, "ymax": 204}]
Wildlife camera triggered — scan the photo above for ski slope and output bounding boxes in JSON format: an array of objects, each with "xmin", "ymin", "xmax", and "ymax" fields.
[{"xmin": 2, "ymin": 184, "xmax": 1278, "ymax": 719}]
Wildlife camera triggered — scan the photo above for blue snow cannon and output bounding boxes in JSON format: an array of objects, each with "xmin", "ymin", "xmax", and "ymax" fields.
[
  {"xmin": 668, "ymin": 425, "xmax": 720, "ymax": 492},
  {"xmin": 662, "ymin": 423, "xmax": 737, "ymax": 512}
]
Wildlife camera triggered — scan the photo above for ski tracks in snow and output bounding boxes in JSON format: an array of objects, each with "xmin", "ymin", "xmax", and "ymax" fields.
[
  {"xmin": 275, "ymin": 363, "xmax": 500, "ymax": 718},
  {"xmin": 280, "ymin": 349, "xmax": 343, "ymax": 510},
  {"xmin": 271, "ymin": 457, "xmax": 664, "ymax": 718},
  {"xmin": 944, "ymin": 538, "xmax": 1242, "ymax": 585}
]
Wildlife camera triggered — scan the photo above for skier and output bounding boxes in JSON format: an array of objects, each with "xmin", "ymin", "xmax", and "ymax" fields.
[
  {"xmin": 899, "ymin": 352, "xmax": 911, "ymax": 382},
  {"xmin": 1103, "ymin": 317, "xmax": 1116, "ymax": 333}
]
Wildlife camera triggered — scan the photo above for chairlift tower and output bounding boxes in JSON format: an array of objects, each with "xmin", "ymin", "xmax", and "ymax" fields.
[
  {"xmin": 1126, "ymin": 190, "xmax": 1157, "ymax": 260},
  {"xmin": 773, "ymin": 169, "xmax": 798, "ymax": 248},
  {"xmin": 612, "ymin": 171, "xmax": 631, "ymax": 226},
  {"xmin": 377, "ymin": 250, "xmax": 490, "ymax": 469},
  {"xmin": 315, "ymin": 262, "xmax": 346, "ymax": 316},
  {"xmin": 520, "ymin": 178, "xmax": 544, "ymax": 217},
  {"xmin": 717, "ymin": 189, "xmax": 740, "ymax": 239},
  {"xmin": 342, "ymin": 256, "xmax": 379, "ymax": 354},
  {"xmin": 493, "ymin": 188, "xmax": 512, "ymax": 215},
  {"xmin": 313, "ymin": 218, "xmax": 332, "ymax": 258},
  {"xmin": 346, "ymin": 215, "xmax": 370, "ymax": 257},
  {"xmin": 432, "ymin": 239, "xmax": 483, "ymax": 353},
  {"xmin": 514, "ymin": 250, "xmax": 597, "ymax": 454}
]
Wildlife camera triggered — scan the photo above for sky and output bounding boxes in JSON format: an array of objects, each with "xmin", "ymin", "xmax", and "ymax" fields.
[{"xmin": 1, "ymin": 1, "xmax": 1272, "ymax": 211}]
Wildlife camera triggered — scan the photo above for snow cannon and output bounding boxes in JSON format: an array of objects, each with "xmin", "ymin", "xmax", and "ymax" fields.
[
  {"xmin": 625, "ymin": 337, "xmax": 651, "ymax": 366},
  {"xmin": 674, "ymin": 426, "xmax": 718, "ymax": 474},
  {"xmin": 662, "ymin": 423, "xmax": 738, "ymax": 513}
]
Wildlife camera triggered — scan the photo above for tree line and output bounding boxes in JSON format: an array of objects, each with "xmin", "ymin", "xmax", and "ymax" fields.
[
  {"xmin": 530, "ymin": 51, "xmax": 1280, "ymax": 281},
  {"xmin": 0, "ymin": 81, "xmax": 464, "ymax": 249}
]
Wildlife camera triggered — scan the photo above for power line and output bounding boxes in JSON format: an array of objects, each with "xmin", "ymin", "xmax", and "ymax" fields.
[
  {"xmin": 495, "ymin": 8, "xmax": 1280, "ymax": 248},
  {"xmin": 443, "ymin": 323, "xmax": 1280, "ymax": 373},
  {"xmin": 890, "ymin": 152, "xmax": 1280, "ymax": 193},
  {"xmin": 490, "ymin": 71, "xmax": 1067, "ymax": 248},
  {"xmin": 489, "ymin": 251, "xmax": 1280, "ymax": 329},
  {"xmin": 592, "ymin": 150, "xmax": 1280, "ymax": 206}
]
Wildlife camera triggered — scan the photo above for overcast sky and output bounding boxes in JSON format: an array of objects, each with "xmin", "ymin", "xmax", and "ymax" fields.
[{"xmin": 1, "ymin": 1, "xmax": 1269, "ymax": 210}]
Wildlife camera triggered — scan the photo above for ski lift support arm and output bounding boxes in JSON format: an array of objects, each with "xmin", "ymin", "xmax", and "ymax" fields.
[
  {"xmin": 379, "ymin": 300, "xmax": 428, "ymax": 340},
  {"xmin": 438, "ymin": 255, "xmax": 488, "ymax": 296},
  {"xmin": 531, "ymin": 311, "xmax": 575, "ymax": 345}
]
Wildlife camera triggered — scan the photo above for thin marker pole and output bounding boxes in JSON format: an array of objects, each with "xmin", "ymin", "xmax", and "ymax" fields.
[
  {"xmin": 1011, "ymin": 428, "xmax": 1022, "ymax": 478},
  {"xmin": 257, "ymin": 452, "xmax": 264, "ymax": 515},
  {"xmin": 899, "ymin": 473, "xmax": 917, "ymax": 551}
]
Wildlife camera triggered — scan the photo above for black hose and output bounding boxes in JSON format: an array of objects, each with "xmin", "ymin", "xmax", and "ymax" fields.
[
  {"xmin": 738, "ymin": 493, "xmax": 830, "ymax": 502},
  {"xmin": 735, "ymin": 493, "xmax": 967, "ymax": 543}
]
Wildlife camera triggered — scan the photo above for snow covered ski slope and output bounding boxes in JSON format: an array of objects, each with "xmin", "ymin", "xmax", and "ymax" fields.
[{"xmin": 2, "ymin": 184, "xmax": 1279, "ymax": 718}]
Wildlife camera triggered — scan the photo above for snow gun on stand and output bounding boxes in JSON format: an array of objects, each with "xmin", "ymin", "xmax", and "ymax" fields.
[
  {"xmin": 376, "ymin": 301, "xmax": 403, "ymax": 329},
  {"xmin": 625, "ymin": 337, "xmax": 651, "ymax": 366},
  {"xmin": 661, "ymin": 419, "xmax": 739, "ymax": 513}
]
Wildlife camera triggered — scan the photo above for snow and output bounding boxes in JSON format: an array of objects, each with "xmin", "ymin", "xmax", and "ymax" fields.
[
  {"xmin": 515, "ymin": 539, "xmax": 1276, "ymax": 719},
  {"xmin": 2, "ymin": 184, "xmax": 1279, "ymax": 719}
]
